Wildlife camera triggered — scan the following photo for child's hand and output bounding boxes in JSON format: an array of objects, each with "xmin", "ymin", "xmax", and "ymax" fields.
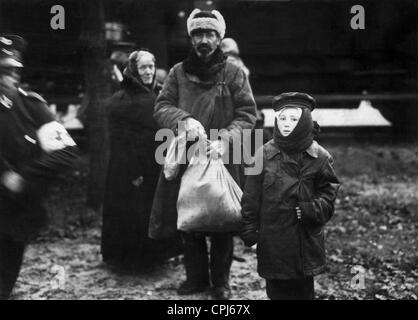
[{"xmin": 296, "ymin": 206, "xmax": 302, "ymax": 220}]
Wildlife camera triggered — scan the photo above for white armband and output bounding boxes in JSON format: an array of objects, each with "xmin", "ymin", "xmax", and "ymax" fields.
[{"xmin": 37, "ymin": 121, "xmax": 76, "ymax": 153}]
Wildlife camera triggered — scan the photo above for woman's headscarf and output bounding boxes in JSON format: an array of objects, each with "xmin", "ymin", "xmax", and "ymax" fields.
[
  {"xmin": 123, "ymin": 50, "xmax": 156, "ymax": 90},
  {"xmin": 273, "ymin": 106, "xmax": 318, "ymax": 154}
]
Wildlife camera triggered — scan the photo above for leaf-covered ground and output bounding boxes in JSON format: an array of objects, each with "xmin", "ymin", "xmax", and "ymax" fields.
[{"xmin": 11, "ymin": 142, "xmax": 418, "ymax": 300}]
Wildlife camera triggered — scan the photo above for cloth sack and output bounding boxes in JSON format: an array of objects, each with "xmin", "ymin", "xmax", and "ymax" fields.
[
  {"xmin": 177, "ymin": 144, "xmax": 243, "ymax": 232},
  {"xmin": 164, "ymin": 132, "xmax": 187, "ymax": 181}
]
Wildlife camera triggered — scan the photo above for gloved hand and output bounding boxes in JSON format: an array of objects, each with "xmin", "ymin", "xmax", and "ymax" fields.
[
  {"xmin": 184, "ymin": 118, "xmax": 206, "ymax": 140},
  {"xmin": 206, "ymin": 139, "xmax": 228, "ymax": 159}
]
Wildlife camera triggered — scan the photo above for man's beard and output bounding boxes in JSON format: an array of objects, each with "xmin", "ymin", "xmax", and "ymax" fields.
[{"xmin": 196, "ymin": 44, "xmax": 214, "ymax": 58}]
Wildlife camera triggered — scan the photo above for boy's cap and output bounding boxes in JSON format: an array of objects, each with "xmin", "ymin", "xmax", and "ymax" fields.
[{"xmin": 272, "ymin": 92, "xmax": 316, "ymax": 112}]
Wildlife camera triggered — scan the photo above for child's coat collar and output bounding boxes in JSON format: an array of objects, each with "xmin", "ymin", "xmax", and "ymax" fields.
[{"xmin": 266, "ymin": 140, "xmax": 319, "ymax": 160}]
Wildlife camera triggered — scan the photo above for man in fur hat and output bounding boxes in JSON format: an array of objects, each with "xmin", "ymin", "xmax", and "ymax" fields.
[{"xmin": 151, "ymin": 9, "xmax": 256, "ymax": 300}]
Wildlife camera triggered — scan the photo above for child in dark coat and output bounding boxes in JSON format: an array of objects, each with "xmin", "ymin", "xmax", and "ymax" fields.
[{"xmin": 240, "ymin": 92, "xmax": 340, "ymax": 300}]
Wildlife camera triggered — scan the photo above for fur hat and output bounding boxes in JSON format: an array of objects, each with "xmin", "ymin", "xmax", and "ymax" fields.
[{"xmin": 187, "ymin": 9, "xmax": 226, "ymax": 39}]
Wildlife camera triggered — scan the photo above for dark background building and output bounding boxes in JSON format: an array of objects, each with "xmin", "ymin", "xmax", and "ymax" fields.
[{"xmin": 0, "ymin": 0, "xmax": 417, "ymax": 133}]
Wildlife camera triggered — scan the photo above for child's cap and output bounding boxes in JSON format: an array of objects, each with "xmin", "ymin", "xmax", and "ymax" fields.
[{"xmin": 272, "ymin": 92, "xmax": 316, "ymax": 112}]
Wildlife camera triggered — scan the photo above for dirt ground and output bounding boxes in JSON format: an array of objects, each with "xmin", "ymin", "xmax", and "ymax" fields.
[{"xmin": 11, "ymin": 141, "xmax": 418, "ymax": 300}]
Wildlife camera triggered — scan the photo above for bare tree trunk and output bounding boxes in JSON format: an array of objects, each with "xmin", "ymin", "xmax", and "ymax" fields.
[{"xmin": 80, "ymin": 0, "xmax": 111, "ymax": 211}]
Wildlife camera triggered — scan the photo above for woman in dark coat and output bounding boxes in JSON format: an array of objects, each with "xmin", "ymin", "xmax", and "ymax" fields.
[{"xmin": 101, "ymin": 50, "xmax": 181, "ymax": 271}]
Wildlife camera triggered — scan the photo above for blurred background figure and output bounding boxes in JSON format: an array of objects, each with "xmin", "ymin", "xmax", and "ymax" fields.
[
  {"xmin": 155, "ymin": 68, "xmax": 168, "ymax": 84},
  {"xmin": 220, "ymin": 37, "xmax": 250, "ymax": 77},
  {"xmin": 109, "ymin": 50, "xmax": 129, "ymax": 84},
  {"xmin": 101, "ymin": 49, "xmax": 181, "ymax": 272},
  {"xmin": 107, "ymin": 42, "xmax": 137, "ymax": 93}
]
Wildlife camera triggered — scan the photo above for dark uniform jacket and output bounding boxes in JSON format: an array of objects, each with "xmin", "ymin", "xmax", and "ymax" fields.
[
  {"xmin": 0, "ymin": 87, "xmax": 79, "ymax": 242},
  {"xmin": 241, "ymin": 140, "xmax": 340, "ymax": 279}
]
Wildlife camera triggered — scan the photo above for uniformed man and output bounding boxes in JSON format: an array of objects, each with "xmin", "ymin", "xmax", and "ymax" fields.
[{"xmin": 0, "ymin": 35, "xmax": 79, "ymax": 299}]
